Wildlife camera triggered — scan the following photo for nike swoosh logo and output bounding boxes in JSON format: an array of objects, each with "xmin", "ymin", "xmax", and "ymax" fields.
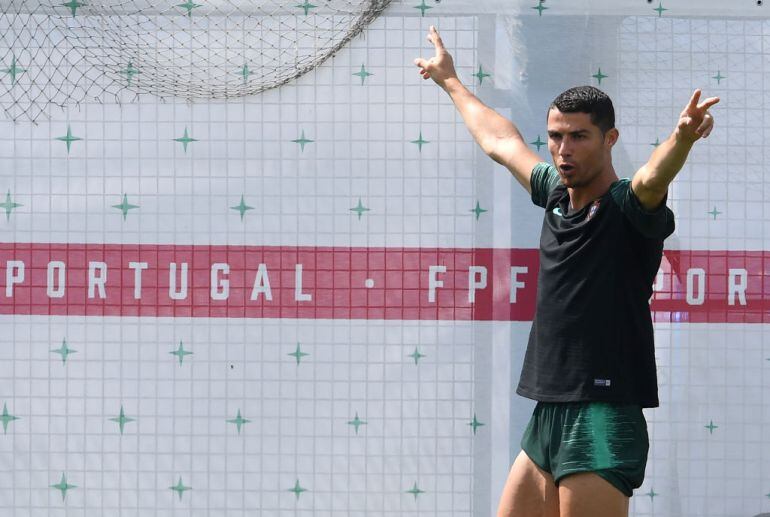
[{"xmin": 552, "ymin": 207, "xmax": 563, "ymax": 217}]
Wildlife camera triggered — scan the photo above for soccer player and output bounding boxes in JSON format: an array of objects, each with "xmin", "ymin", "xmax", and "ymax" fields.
[{"xmin": 414, "ymin": 26, "xmax": 718, "ymax": 517}]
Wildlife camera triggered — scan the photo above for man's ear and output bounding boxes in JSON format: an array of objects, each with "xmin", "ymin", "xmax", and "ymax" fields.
[{"xmin": 605, "ymin": 127, "xmax": 619, "ymax": 148}]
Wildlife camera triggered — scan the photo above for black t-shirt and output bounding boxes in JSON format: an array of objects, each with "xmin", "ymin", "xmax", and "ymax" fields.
[{"xmin": 516, "ymin": 163, "xmax": 675, "ymax": 408}]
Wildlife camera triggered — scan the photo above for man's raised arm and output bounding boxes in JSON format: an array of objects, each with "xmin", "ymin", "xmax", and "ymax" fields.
[
  {"xmin": 414, "ymin": 26, "xmax": 541, "ymax": 194},
  {"xmin": 632, "ymin": 89, "xmax": 720, "ymax": 210}
]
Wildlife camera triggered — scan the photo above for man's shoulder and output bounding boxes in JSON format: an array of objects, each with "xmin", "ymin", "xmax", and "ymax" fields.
[
  {"xmin": 530, "ymin": 163, "xmax": 563, "ymax": 209},
  {"xmin": 607, "ymin": 177, "xmax": 675, "ymax": 240},
  {"xmin": 608, "ymin": 178, "xmax": 632, "ymax": 202}
]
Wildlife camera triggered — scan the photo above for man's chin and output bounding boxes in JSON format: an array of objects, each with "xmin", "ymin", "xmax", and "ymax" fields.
[{"xmin": 559, "ymin": 171, "xmax": 588, "ymax": 188}]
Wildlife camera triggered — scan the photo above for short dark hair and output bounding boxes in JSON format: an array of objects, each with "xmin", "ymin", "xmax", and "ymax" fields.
[{"xmin": 549, "ymin": 86, "xmax": 615, "ymax": 134}]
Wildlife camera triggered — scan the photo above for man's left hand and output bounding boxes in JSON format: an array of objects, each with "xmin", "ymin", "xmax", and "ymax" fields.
[{"xmin": 676, "ymin": 89, "xmax": 720, "ymax": 143}]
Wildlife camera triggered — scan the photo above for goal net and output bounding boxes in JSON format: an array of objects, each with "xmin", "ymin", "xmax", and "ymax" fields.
[{"xmin": 0, "ymin": 0, "xmax": 391, "ymax": 121}]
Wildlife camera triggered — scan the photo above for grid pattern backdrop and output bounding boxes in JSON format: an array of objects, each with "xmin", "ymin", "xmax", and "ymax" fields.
[{"xmin": 0, "ymin": 1, "xmax": 769, "ymax": 516}]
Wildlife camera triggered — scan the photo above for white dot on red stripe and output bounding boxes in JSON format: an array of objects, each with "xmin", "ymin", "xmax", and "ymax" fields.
[{"xmin": 365, "ymin": 279, "xmax": 375, "ymax": 288}]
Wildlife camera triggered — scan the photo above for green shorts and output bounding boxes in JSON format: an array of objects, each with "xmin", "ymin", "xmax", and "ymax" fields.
[{"xmin": 520, "ymin": 401, "xmax": 649, "ymax": 497}]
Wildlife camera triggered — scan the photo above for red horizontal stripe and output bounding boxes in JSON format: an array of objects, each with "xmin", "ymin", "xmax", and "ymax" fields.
[{"xmin": 0, "ymin": 243, "xmax": 765, "ymax": 322}]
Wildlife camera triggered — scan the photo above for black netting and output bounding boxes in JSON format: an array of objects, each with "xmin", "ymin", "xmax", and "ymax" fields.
[{"xmin": 0, "ymin": 0, "xmax": 391, "ymax": 121}]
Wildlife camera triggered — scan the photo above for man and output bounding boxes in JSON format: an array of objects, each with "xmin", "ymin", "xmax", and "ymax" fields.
[{"xmin": 414, "ymin": 26, "xmax": 718, "ymax": 517}]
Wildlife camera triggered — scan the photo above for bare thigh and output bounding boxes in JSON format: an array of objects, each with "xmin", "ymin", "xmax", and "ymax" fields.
[
  {"xmin": 558, "ymin": 472, "xmax": 629, "ymax": 517},
  {"xmin": 496, "ymin": 450, "xmax": 559, "ymax": 517}
]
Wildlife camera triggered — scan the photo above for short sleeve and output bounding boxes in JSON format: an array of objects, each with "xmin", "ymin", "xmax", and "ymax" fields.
[
  {"xmin": 610, "ymin": 179, "xmax": 675, "ymax": 240},
  {"xmin": 530, "ymin": 162, "xmax": 561, "ymax": 208}
]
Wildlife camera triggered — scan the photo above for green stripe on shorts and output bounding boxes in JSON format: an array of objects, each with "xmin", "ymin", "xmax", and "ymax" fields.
[{"xmin": 520, "ymin": 401, "xmax": 649, "ymax": 497}]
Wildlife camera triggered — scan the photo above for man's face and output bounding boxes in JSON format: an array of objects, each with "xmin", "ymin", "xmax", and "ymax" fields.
[{"xmin": 546, "ymin": 108, "xmax": 617, "ymax": 189}]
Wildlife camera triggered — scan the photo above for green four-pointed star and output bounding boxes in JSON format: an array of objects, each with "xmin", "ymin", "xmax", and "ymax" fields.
[
  {"xmin": 289, "ymin": 479, "xmax": 308, "ymax": 499},
  {"xmin": 170, "ymin": 477, "xmax": 191, "ymax": 500},
  {"xmin": 240, "ymin": 64, "xmax": 252, "ymax": 84},
  {"xmin": 651, "ymin": 137, "xmax": 661, "ymax": 148},
  {"xmin": 411, "ymin": 131, "xmax": 429, "ymax": 151},
  {"xmin": 654, "ymin": 2, "xmax": 668, "ymax": 17},
  {"xmin": 530, "ymin": 135, "xmax": 546, "ymax": 151},
  {"xmin": 414, "ymin": 0, "xmax": 432, "ymax": 16},
  {"xmin": 177, "ymin": 0, "xmax": 202, "ymax": 16},
  {"xmin": 348, "ymin": 412, "xmax": 367, "ymax": 434},
  {"xmin": 592, "ymin": 68, "xmax": 608, "ymax": 85},
  {"xmin": 470, "ymin": 201, "xmax": 487, "ymax": 220},
  {"xmin": 353, "ymin": 64, "xmax": 373, "ymax": 85},
  {"xmin": 409, "ymin": 347, "xmax": 425, "ymax": 365},
  {"xmin": 469, "ymin": 413, "xmax": 485, "ymax": 434},
  {"xmin": 0, "ymin": 190, "xmax": 22, "ymax": 221},
  {"xmin": 56, "ymin": 125, "xmax": 82, "ymax": 154},
  {"xmin": 645, "ymin": 488, "xmax": 658, "ymax": 500},
  {"xmin": 350, "ymin": 198, "xmax": 370, "ymax": 220},
  {"xmin": 288, "ymin": 343, "xmax": 309, "ymax": 365},
  {"xmin": 51, "ymin": 473, "xmax": 76, "ymax": 500},
  {"xmin": 473, "ymin": 65, "xmax": 490, "ymax": 85},
  {"xmin": 708, "ymin": 206, "xmax": 721, "ymax": 220},
  {"xmin": 2, "ymin": 55, "xmax": 26, "ymax": 85},
  {"xmin": 62, "ymin": 0, "xmax": 85, "ymax": 17},
  {"xmin": 109, "ymin": 405, "xmax": 134, "ymax": 434},
  {"xmin": 227, "ymin": 409, "xmax": 251, "ymax": 434},
  {"xmin": 52, "ymin": 338, "xmax": 76, "ymax": 364},
  {"xmin": 175, "ymin": 127, "xmax": 197, "ymax": 152},
  {"xmin": 121, "ymin": 62, "xmax": 139, "ymax": 86},
  {"xmin": 532, "ymin": 0, "xmax": 547, "ymax": 16},
  {"xmin": 296, "ymin": 1, "xmax": 316, "ymax": 15},
  {"xmin": 1, "ymin": 403, "xmax": 19, "ymax": 433},
  {"xmin": 705, "ymin": 420, "xmax": 718, "ymax": 434},
  {"xmin": 231, "ymin": 195, "xmax": 254, "ymax": 221},
  {"xmin": 712, "ymin": 71, "xmax": 726, "ymax": 84},
  {"xmin": 171, "ymin": 341, "xmax": 193, "ymax": 365},
  {"xmin": 112, "ymin": 194, "xmax": 139, "ymax": 221},
  {"xmin": 292, "ymin": 130, "xmax": 313, "ymax": 152},
  {"xmin": 406, "ymin": 482, "xmax": 425, "ymax": 500}
]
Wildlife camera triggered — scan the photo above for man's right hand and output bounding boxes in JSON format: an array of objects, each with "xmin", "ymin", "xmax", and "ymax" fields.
[
  {"xmin": 413, "ymin": 26, "xmax": 458, "ymax": 88},
  {"xmin": 413, "ymin": 25, "xmax": 540, "ymax": 193}
]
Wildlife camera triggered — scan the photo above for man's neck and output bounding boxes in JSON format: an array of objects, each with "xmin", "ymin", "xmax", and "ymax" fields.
[{"xmin": 567, "ymin": 168, "xmax": 619, "ymax": 211}]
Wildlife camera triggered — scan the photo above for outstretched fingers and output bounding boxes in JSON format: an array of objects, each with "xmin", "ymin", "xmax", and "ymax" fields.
[
  {"xmin": 416, "ymin": 26, "xmax": 443, "ymax": 78},
  {"xmin": 687, "ymin": 89, "xmax": 719, "ymax": 113},
  {"xmin": 687, "ymin": 89, "xmax": 702, "ymax": 110},
  {"xmin": 697, "ymin": 96, "xmax": 720, "ymax": 111},
  {"xmin": 680, "ymin": 90, "xmax": 718, "ymax": 140},
  {"xmin": 415, "ymin": 25, "xmax": 455, "ymax": 84},
  {"xmin": 428, "ymin": 25, "xmax": 445, "ymax": 54}
]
